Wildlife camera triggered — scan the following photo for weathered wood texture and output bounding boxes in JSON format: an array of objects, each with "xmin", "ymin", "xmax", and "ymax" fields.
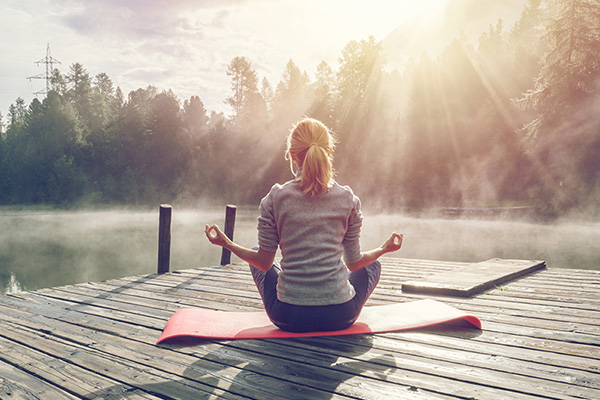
[
  {"xmin": 157, "ymin": 204, "xmax": 172, "ymax": 274},
  {"xmin": 0, "ymin": 257, "xmax": 598, "ymax": 399},
  {"xmin": 220, "ymin": 204, "xmax": 237, "ymax": 266},
  {"xmin": 402, "ymin": 258, "xmax": 547, "ymax": 297}
]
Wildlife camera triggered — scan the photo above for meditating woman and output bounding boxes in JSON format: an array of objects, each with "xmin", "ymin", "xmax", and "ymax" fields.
[{"xmin": 205, "ymin": 118, "xmax": 403, "ymax": 332}]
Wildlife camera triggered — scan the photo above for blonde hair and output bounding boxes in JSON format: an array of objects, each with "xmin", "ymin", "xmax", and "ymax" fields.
[{"xmin": 286, "ymin": 118, "xmax": 336, "ymax": 196}]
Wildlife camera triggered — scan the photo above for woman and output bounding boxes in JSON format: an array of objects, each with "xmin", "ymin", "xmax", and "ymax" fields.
[{"xmin": 205, "ymin": 118, "xmax": 402, "ymax": 332}]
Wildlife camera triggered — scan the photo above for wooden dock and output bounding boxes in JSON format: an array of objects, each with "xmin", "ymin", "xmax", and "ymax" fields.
[{"xmin": 0, "ymin": 257, "xmax": 598, "ymax": 399}]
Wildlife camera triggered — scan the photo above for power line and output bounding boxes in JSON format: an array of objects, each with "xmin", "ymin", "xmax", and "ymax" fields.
[{"xmin": 27, "ymin": 43, "xmax": 61, "ymax": 97}]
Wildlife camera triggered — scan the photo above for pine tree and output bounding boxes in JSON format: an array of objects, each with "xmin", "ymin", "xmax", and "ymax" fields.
[
  {"xmin": 517, "ymin": 0, "xmax": 600, "ymax": 141},
  {"xmin": 516, "ymin": 0, "xmax": 600, "ymax": 214},
  {"xmin": 260, "ymin": 78, "xmax": 273, "ymax": 112},
  {"xmin": 225, "ymin": 57, "xmax": 259, "ymax": 120}
]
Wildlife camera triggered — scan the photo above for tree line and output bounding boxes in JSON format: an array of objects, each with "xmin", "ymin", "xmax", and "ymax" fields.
[{"xmin": 0, "ymin": 0, "xmax": 598, "ymax": 218}]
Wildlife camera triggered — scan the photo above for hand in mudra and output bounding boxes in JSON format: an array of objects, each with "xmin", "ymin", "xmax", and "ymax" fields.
[
  {"xmin": 382, "ymin": 233, "xmax": 403, "ymax": 253},
  {"xmin": 205, "ymin": 224, "xmax": 230, "ymax": 247}
]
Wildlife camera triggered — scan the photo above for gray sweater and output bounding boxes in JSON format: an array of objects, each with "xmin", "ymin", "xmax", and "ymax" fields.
[{"xmin": 257, "ymin": 178, "xmax": 363, "ymax": 306}]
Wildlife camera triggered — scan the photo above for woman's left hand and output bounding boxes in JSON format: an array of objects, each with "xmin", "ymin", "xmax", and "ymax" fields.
[
  {"xmin": 205, "ymin": 224, "xmax": 230, "ymax": 248},
  {"xmin": 382, "ymin": 232, "xmax": 403, "ymax": 253}
]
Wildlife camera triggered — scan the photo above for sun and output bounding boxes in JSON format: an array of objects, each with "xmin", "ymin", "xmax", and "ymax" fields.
[
  {"xmin": 325, "ymin": 0, "xmax": 449, "ymax": 40},
  {"xmin": 248, "ymin": 0, "xmax": 449, "ymax": 75}
]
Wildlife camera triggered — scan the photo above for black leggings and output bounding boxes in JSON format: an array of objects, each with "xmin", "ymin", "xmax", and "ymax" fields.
[{"xmin": 250, "ymin": 260, "xmax": 381, "ymax": 332}]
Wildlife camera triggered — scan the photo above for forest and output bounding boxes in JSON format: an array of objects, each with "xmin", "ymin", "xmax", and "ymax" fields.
[{"xmin": 0, "ymin": 0, "xmax": 599, "ymax": 218}]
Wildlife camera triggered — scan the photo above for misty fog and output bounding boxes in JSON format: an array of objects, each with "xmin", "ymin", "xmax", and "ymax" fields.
[
  {"xmin": 1, "ymin": 208, "xmax": 598, "ymax": 295},
  {"xmin": 2, "ymin": 1, "xmax": 599, "ymax": 220}
]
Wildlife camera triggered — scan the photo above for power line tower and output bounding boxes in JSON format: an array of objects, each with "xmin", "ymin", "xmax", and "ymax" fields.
[{"xmin": 27, "ymin": 43, "xmax": 61, "ymax": 97}]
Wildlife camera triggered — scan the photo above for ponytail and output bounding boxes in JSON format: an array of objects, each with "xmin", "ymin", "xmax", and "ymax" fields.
[{"xmin": 286, "ymin": 118, "xmax": 336, "ymax": 196}]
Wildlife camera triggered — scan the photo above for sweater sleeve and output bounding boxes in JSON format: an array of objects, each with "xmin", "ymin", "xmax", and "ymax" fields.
[
  {"xmin": 342, "ymin": 194, "xmax": 363, "ymax": 264},
  {"xmin": 257, "ymin": 186, "xmax": 279, "ymax": 252}
]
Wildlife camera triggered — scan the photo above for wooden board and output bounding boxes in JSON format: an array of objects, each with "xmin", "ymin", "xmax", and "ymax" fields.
[
  {"xmin": 401, "ymin": 258, "xmax": 546, "ymax": 297},
  {"xmin": 1, "ymin": 257, "xmax": 599, "ymax": 399}
]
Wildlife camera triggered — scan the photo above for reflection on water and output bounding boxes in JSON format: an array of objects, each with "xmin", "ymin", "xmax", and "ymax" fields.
[
  {"xmin": 1, "ymin": 208, "xmax": 599, "ymax": 294},
  {"xmin": 2, "ymin": 273, "xmax": 23, "ymax": 295},
  {"xmin": 361, "ymin": 213, "xmax": 600, "ymax": 271},
  {"xmin": 0, "ymin": 207, "xmax": 257, "ymax": 295}
]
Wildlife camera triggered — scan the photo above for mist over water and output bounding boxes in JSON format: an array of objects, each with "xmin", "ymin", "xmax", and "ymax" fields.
[
  {"xmin": 361, "ymin": 213, "xmax": 600, "ymax": 270},
  {"xmin": 1, "ymin": 208, "xmax": 599, "ymax": 295}
]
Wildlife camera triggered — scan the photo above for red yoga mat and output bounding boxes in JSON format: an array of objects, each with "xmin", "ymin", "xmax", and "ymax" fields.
[{"xmin": 157, "ymin": 299, "xmax": 481, "ymax": 343}]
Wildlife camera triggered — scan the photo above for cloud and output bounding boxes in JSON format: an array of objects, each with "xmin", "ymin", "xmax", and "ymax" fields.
[
  {"xmin": 60, "ymin": 3, "xmax": 174, "ymax": 39},
  {"xmin": 3, "ymin": 0, "xmax": 447, "ymax": 117},
  {"xmin": 122, "ymin": 67, "xmax": 174, "ymax": 82},
  {"xmin": 34, "ymin": 1, "xmax": 238, "ymax": 107},
  {"xmin": 58, "ymin": 0, "xmax": 248, "ymax": 40}
]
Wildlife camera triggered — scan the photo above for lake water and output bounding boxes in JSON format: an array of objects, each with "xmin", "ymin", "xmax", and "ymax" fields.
[{"xmin": 1, "ymin": 208, "xmax": 599, "ymax": 295}]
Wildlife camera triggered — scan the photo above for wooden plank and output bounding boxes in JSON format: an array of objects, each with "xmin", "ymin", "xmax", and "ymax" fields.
[
  {"xmin": 171, "ymin": 265, "xmax": 600, "ymax": 316},
  {"xmin": 157, "ymin": 204, "xmax": 172, "ymax": 274},
  {"xmin": 0, "ymin": 339, "xmax": 161, "ymax": 399},
  {"xmin": 275, "ymin": 335, "xmax": 600, "ymax": 399},
  {"xmin": 24, "ymin": 280, "xmax": 600, "ymax": 377},
  {"xmin": 2, "ymin": 289, "xmax": 401, "ymax": 399},
  {"xmin": 365, "ymin": 332, "xmax": 600, "ymax": 388},
  {"xmin": 22, "ymin": 288, "xmax": 502, "ymax": 398},
  {"xmin": 114, "ymin": 266, "xmax": 600, "ymax": 326},
  {"xmin": 0, "ymin": 291, "xmax": 443, "ymax": 399},
  {"xmin": 42, "ymin": 279, "xmax": 600, "ymax": 359},
  {"xmin": 36, "ymin": 276, "xmax": 600, "ymax": 394},
  {"xmin": 98, "ymin": 267, "xmax": 600, "ymax": 340},
  {"xmin": 0, "ymin": 257, "xmax": 599, "ymax": 400},
  {"xmin": 401, "ymin": 259, "xmax": 546, "ymax": 297},
  {"xmin": 72, "ymin": 266, "xmax": 600, "ymax": 346},
  {"xmin": 0, "ymin": 320, "xmax": 248, "ymax": 400},
  {"xmin": 0, "ymin": 359, "xmax": 79, "ymax": 400}
]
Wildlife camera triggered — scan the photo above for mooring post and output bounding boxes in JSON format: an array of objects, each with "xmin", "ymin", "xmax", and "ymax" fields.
[
  {"xmin": 158, "ymin": 204, "xmax": 172, "ymax": 274},
  {"xmin": 220, "ymin": 204, "xmax": 237, "ymax": 265}
]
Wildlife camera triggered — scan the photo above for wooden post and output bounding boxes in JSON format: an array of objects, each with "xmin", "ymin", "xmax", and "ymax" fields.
[
  {"xmin": 158, "ymin": 204, "xmax": 172, "ymax": 274},
  {"xmin": 220, "ymin": 204, "xmax": 237, "ymax": 265}
]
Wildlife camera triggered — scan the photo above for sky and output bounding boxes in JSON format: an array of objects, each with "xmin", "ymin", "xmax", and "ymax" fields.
[{"xmin": 0, "ymin": 0, "xmax": 449, "ymax": 120}]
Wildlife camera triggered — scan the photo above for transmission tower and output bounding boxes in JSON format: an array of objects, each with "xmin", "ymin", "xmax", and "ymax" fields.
[{"xmin": 27, "ymin": 43, "xmax": 61, "ymax": 97}]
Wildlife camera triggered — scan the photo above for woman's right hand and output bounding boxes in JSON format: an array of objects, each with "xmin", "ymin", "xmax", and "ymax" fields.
[
  {"xmin": 205, "ymin": 224, "xmax": 231, "ymax": 248},
  {"xmin": 382, "ymin": 232, "xmax": 403, "ymax": 254}
]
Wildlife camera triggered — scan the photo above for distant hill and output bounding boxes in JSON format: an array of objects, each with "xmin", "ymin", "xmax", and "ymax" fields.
[{"xmin": 381, "ymin": 0, "xmax": 528, "ymax": 71}]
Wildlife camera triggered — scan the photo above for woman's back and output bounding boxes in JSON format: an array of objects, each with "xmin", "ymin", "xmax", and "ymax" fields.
[{"xmin": 258, "ymin": 178, "xmax": 363, "ymax": 306}]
